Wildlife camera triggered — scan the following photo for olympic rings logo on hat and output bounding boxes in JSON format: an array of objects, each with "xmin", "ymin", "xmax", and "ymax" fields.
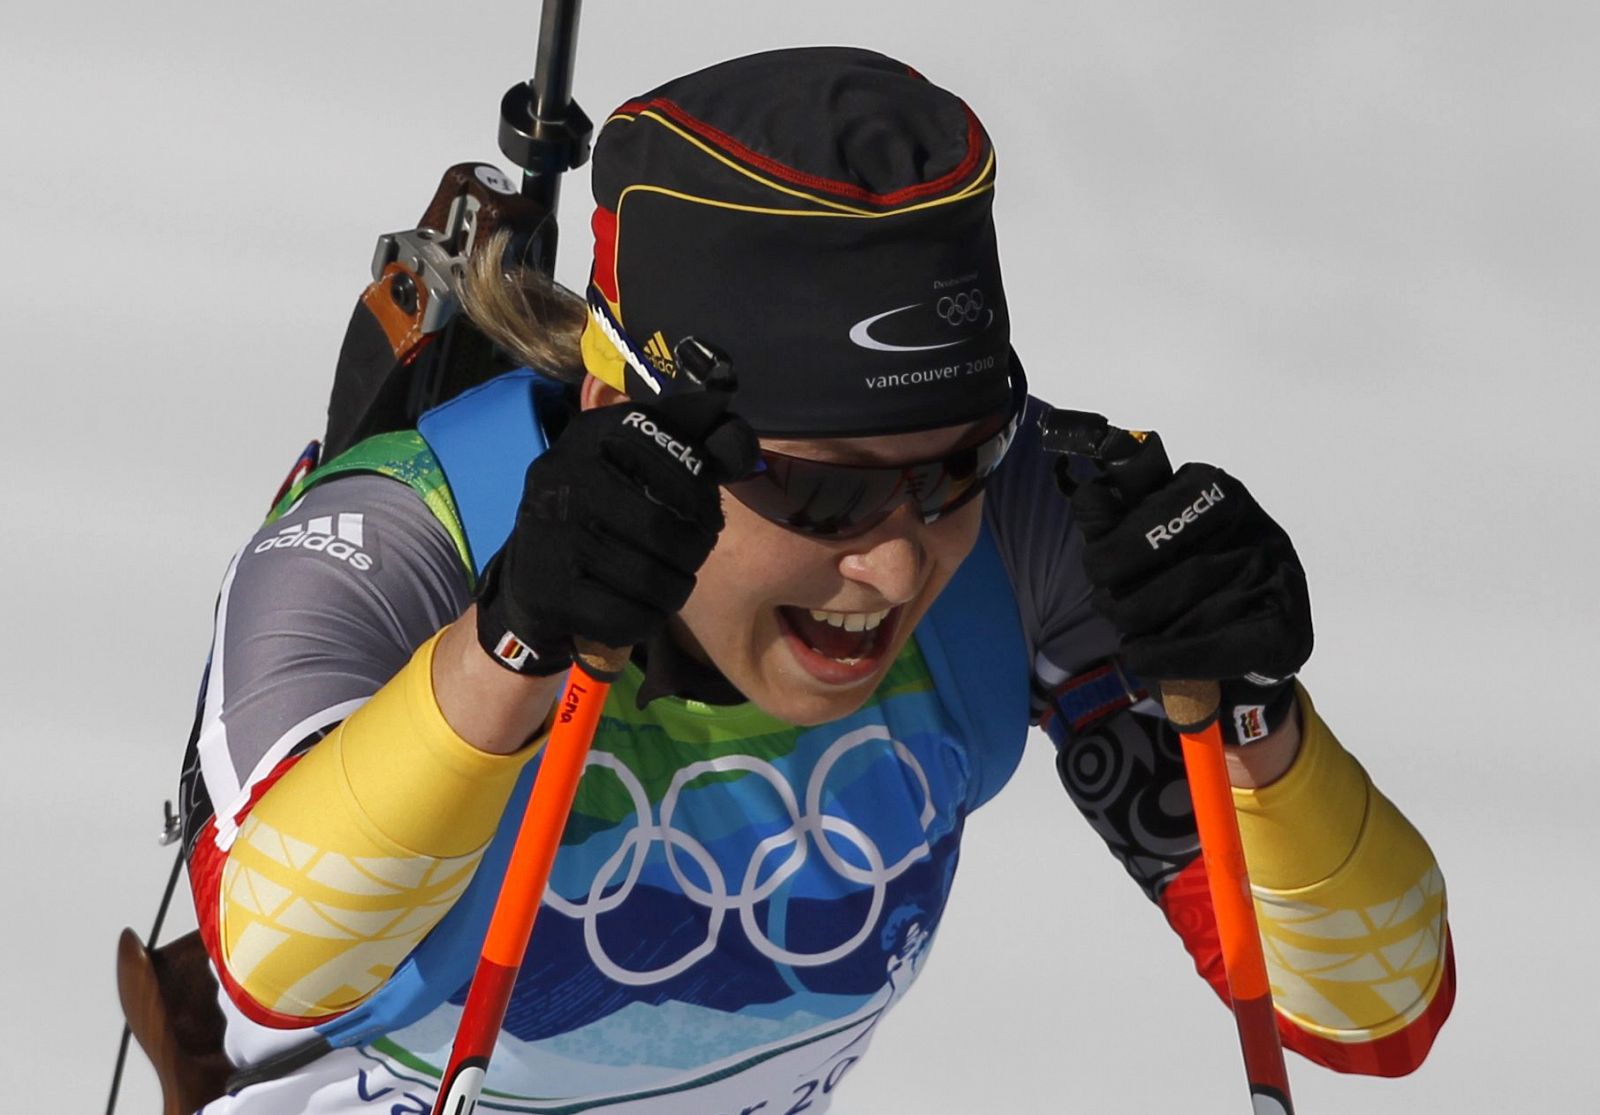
[
  {"xmin": 543, "ymin": 726, "xmax": 938, "ymax": 988},
  {"xmin": 935, "ymin": 289, "xmax": 985, "ymax": 326}
]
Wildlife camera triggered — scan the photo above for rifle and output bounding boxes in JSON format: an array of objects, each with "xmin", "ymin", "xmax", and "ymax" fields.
[{"xmin": 107, "ymin": 5, "xmax": 591, "ymax": 1111}]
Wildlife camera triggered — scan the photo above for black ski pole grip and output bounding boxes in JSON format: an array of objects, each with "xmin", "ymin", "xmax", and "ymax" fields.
[{"xmin": 1038, "ymin": 407, "xmax": 1173, "ymax": 500}]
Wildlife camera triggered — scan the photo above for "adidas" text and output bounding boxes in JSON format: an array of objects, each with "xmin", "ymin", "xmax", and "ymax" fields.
[{"xmin": 255, "ymin": 513, "xmax": 373, "ymax": 571}]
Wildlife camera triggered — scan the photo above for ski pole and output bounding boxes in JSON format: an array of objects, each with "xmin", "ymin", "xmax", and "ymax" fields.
[
  {"xmin": 434, "ymin": 346, "xmax": 737, "ymax": 1112},
  {"xmin": 431, "ymin": 10, "xmax": 599, "ymax": 1109},
  {"xmin": 1163, "ymin": 680, "xmax": 1295, "ymax": 1114},
  {"xmin": 1040, "ymin": 410, "xmax": 1295, "ymax": 1113},
  {"xmin": 431, "ymin": 640, "xmax": 627, "ymax": 1115}
]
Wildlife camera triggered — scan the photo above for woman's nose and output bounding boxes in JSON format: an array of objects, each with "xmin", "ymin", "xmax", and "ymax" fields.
[{"xmin": 835, "ymin": 509, "xmax": 926, "ymax": 605}]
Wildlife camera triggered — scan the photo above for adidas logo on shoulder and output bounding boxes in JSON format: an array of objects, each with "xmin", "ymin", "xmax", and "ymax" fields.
[{"xmin": 255, "ymin": 513, "xmax": 373, "ymax": 571}]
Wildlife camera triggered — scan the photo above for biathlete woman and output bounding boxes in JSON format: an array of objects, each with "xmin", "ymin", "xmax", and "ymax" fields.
[{"xmin": 178, "ymin": 46, "xmax": 1454, "ymax": 1114}]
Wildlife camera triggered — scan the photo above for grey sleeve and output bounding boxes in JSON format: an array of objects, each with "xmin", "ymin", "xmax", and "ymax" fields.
[
  {"xmin": 987, "ymin": 399, "xmax": 1201, "ymax": 901},
  {"xmin": 983, "ymin": 396, "xmax": 1123, "ymax": 705},
  {"xmin": 187, "ymin": 473, "xmax": 472, "ymax": 840}
]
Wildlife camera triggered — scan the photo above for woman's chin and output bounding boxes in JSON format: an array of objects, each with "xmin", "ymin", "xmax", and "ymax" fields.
[
  {"xmin": 739, "ymin": 643, "xmax": 900, "ymax": 726},
  {"xmin": 747, "ymin": 681, "xmax": 881, "ymax": 727}
]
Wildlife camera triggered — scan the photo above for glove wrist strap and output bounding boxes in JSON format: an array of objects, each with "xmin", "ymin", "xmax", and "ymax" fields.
[
  {"xmin": 474, "ymin": 554, "xmax": 575, "ymax": 677},
  {"xmin": 1217, "ymin": 677, "xmax": 1298, "ymax": 747}
]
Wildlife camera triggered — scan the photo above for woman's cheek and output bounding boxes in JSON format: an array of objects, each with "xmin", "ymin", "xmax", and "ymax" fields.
[{"xmin": 925, "ymin": 495, "xmax": 986, "ymax": 575}]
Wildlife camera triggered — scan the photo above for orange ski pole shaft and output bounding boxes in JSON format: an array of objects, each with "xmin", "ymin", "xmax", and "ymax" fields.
[
  {"xmin": 1163, "ymin": 680, "xmax": 1295, "ymax": 1114},
  {"xmin": 1038, "ymin": 409, "xmax": 1298, "ymax": 1110},
  {"xmin": 431, "ymin": 639, "xmax": 627, "ymax": 1115}
]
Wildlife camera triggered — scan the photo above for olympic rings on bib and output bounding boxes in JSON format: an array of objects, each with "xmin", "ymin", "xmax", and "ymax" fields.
[{"xmin": 543, "ymin": 727, "xmax": 937, "ymax": 987}]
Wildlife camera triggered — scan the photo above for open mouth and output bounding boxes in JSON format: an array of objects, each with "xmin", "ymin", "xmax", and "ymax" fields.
[{"xmin": 775, "ymin": 605, "xmax": 899, "ymax": 683}]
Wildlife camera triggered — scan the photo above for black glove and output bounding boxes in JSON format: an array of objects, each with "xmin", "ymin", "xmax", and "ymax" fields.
[
  {"xmin": 1066, "ymin": 432, "xmax": 1312, "ymax": 744},
  {"xmin": 475, "ymin": 390, "xmax": 757, "ymax": 675}
]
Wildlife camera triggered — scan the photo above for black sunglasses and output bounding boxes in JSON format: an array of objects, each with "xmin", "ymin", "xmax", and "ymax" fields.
[
  {"xmin": 588, "ymin": 290, "xmax": 1025, "ymax": 538},
  {"xmin": 725, "ymin": 365, "xmax": 1027, "ymax": 539}
]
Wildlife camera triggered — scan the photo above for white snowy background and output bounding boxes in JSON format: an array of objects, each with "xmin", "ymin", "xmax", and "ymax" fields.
[{"xmin": 2, "ymin": 1, "xmax": 1595, "ymax": 1110}]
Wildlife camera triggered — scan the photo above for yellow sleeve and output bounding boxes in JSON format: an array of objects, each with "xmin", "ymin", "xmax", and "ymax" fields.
[
  {"xmin": 1233, "ymin": 685, "xmax": 1449, "ymax": 1046},
  {"xmin": 216, "ymin": 630, "xmax": 542, "ymax": 1019}
]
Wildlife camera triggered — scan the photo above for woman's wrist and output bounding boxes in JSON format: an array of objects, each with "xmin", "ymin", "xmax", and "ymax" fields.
[
  {"xmin": 1224, "ymin": 696, "xmax": 1303, "ymax": 789},
  {"xmin": 433, "ymin": 606, "xmax": 565, "ymax": 755}
]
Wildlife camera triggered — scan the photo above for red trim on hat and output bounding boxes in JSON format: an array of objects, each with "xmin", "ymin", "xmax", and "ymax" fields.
[
  {"xmin": 590, "ymin": 205, "xmax": 619, "ymax": 303},
  {"xmin": 629, "ymin": 96, "xmax": 987, "ymax": 209}
]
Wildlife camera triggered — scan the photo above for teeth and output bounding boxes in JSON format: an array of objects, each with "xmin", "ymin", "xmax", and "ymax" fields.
[{"xmin": 808, "ymin": 608, "xmax": 891, "ymax": 632}]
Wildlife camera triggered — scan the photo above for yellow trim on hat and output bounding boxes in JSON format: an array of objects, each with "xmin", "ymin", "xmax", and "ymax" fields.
[
  {"xmin": 633, "ymin": 109, "xmax": 996, "ymax": 217},
  {"xmin": 614, "ymin": 168, "xmax": 995, "ymax": 232}
]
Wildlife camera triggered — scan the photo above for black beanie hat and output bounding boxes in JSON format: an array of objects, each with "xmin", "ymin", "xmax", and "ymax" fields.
[{"xmin": 581, "ymin": 46, "xmax": 1013, "ymax": 438}]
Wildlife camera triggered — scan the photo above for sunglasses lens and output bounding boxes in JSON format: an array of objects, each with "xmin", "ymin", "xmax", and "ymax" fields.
[
  {"xmin": 733, "ymin": 457, "xmax": 905, "ymax": 537},
  {"xmin": 726, "ymin": 362, "xmax": 1026, "ymax": 537},
  {"xmin": 729, "ymin": 421, "xmax": 1012, "ymax": 536}
]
